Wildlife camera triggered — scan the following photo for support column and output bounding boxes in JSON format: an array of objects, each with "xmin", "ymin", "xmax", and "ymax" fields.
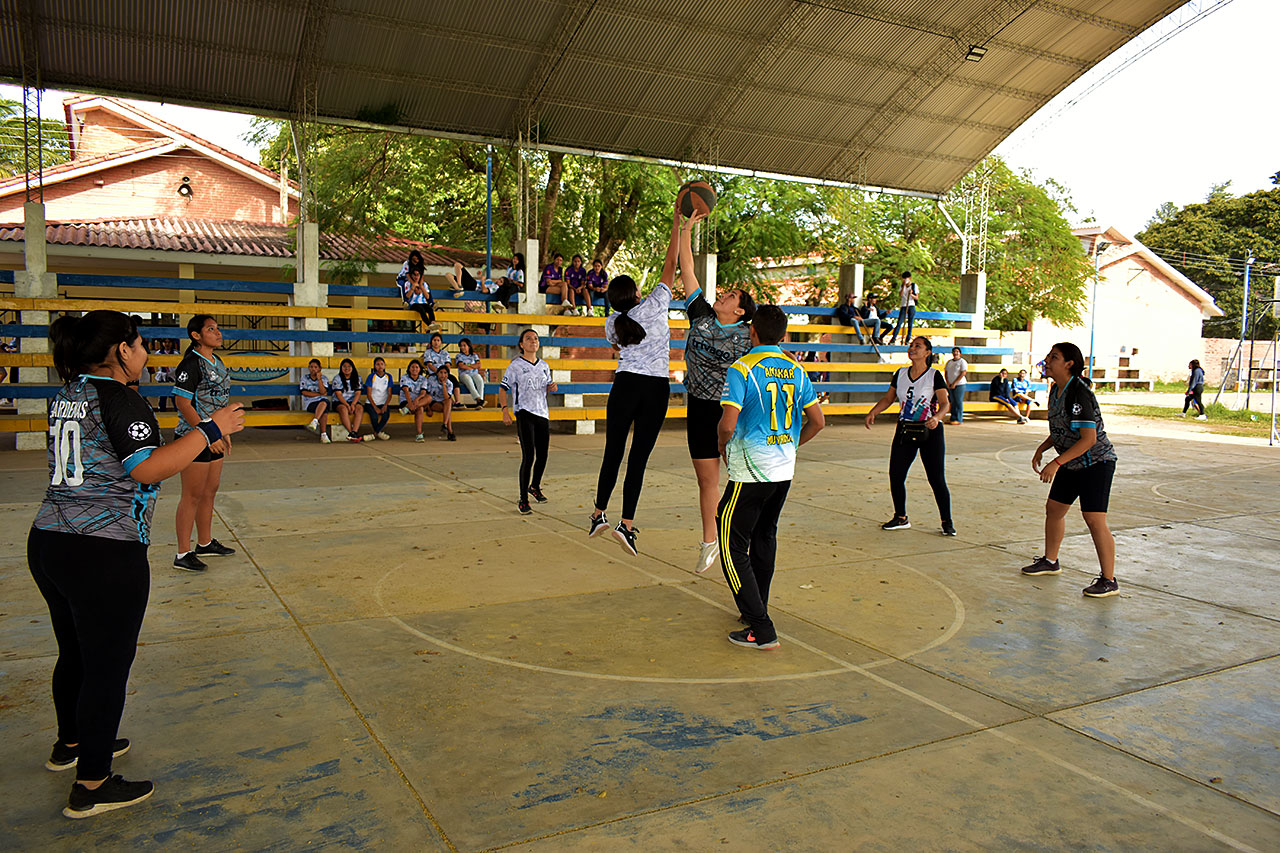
[
  {"xmin": 293, "ymin": 223, "xmax": 330, "ymax": 358},
  {"xmin": 837, "ymin": 263, "xmax": 864, "ymax": 304},
  {"xmin": 352, "ymin": 274, "xmax": 369, "ymax": 360},
  {"xmin": 958, "ymin": 272, "xmax": 986, "ymax": 330},
  {"xmin": 834, "ymin": 263, "xmax": 865, "ymax": 403},
  {"xmin": 692, "ymin": 252, "xmax": 717, "ymax": 298},
  {"xmin": 16, "ymin": 202, "xmax": 56, "ymax": 450},
  {"xmin": 521, "ymin": 238, "xmax": 542, "ymax": 314}
]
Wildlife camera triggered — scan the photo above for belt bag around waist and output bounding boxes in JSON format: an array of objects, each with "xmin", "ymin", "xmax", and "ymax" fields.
[{"xmin": 899, "ymin": 420, "xmax": 930, "ymax": 443}]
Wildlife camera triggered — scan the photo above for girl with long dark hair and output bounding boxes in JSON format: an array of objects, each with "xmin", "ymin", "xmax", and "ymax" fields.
[
  {"xmin": 31, "ymin": 310, "xmax": 243, "ymax": 817},
  {"xmin": 331, "ymin": 358, "xmax": 363, "ymax": 442},
  {"xmin": 865, "ymin": 335, "xmax": 954, "ymax": 535},
  {"xmin": 501, "ymin": 329, "xmax": 558, "ymax": 513},
  {"xmin": 172, "ymin": 315, "xmax": 234, "ymax": 572},
  {"xmin": 1022, "ymin": 342, "xmax": 1121, "ymax": 597},
  {"xmin": 588, "ymin": 201, "xmax": 699, "ymax": 555},
  {"xmin": 1183, "ymin": 358, "xmax": 1206, "ymax": 419}
]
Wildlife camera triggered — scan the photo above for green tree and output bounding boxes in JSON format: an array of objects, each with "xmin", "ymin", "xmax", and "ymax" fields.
[
  {"xmin": 0, "ymin": 98, "xmax": 70, "ymax": 178},
  {"xmin": 1138, "ymin": 185, "xmax": 1280, "ymax": 339}
]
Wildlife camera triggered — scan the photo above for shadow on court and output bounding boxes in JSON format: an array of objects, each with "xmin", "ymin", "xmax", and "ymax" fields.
[{"xmin": 2, "ymin": 419, "xmax": 1278, "ymax": 850}]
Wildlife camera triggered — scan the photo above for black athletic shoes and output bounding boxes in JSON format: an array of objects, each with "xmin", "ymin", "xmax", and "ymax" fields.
[
  {"xmin": 195, "ymin": 539, "xmax": 235, "ymax": 557},
  {"xmin": 881, "ymin": 516, "xmax": 910, "ymax": 531},
  {"xmin": 46, "ymin": 738, "xmax": 130, "ymax": 771},
  {"xmin": 518, "ymin": 500, "xmax": 532, "ymax": 515},
  {"xmin": 173, "ymin": 552, "xmax": 207, "ymax": 572},
  {"xmin": 612, "ymin": 522, "xmax": 638, "ymax": 556},
  {"xmin": 941, "ymin": 520, "xmax": 956, "ymax": 536},
  {"xmin": 1083, "ymin": 575, "xmax": 1120, "ymax": 598},
  {"xmin": 1021, "ymin": 556, "xmax": 1061, "ymax": 575},
  {"xmin": 64, "ymin": 775, "xmax": 154, "ymax": 819},
  {"xmin": 528, "ymin": 486, "xmax": 548, "ymax": 503},
  {"xmin": 588, "ymin": 512, "xmax": 610, "ymax": 538},
  {"xmin": 728, "ymin": 628, "xmax": 780, "ymax": 650}
]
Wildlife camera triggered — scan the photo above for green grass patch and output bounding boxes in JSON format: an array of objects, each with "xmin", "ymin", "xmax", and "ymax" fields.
[{"xmin": 1111, "ymin": 401, "xmax": 1276, "ymax": 438}]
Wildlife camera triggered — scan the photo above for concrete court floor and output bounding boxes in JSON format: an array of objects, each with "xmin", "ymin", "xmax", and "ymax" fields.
[{"xmin": 1, "ymin": 416, "xmax": 1278, "ymax": 852}]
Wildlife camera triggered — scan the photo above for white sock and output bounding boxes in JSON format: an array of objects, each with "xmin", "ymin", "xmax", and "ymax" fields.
[
  {"xmin": 198, "ymin": 541, "xmax": 211, "ymax": 548},
  {"xmin": 177, "ymin": 551, "xmax": 190, "ymax": 558}
]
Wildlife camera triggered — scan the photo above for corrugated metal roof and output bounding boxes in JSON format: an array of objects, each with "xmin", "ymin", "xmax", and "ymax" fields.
[
  {"xmin": 0, "ymin": 0, "xmax": 1185, "ymax": 195},
  {"xmin": 0, "ymin": 218, "xmax": 502, "ymax": 266}
]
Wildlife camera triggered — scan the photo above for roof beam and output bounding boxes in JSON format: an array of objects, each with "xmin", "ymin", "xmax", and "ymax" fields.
[
  {"xmin": 511, "ymin": 0, "xmax": 598, "ymax": 136},
  {"xmin": 1034, "ymin": 2, "xmax": 1140, "ymax": 34}
]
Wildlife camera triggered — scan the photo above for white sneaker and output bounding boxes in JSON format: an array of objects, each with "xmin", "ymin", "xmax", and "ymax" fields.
[
  {"xmin": 307, "ymin": 418, "xmax": 319, "ymax": 433},
  {"xmin": 696, "ymin": 541, "xmax": 719, "ymax": 574},
  {"xmin": 414, "ymin": 433, "xmax": 425, "ymax": 442},
  {"xmin": 320, "ymin": 434, "xmax": 331, "ymax": 444},
  {"xmin": 362, "ymin": 434, "xmax": 377, "ymax": 442},
  {"xmin": 377, "ymin": 431, "xmax": 391, "ymax": 440},
  {"xmin": 1195, "ymin": 414, "xmax": 1207, "ymax": 421},
  {"xmin": 399, "ymin": 406, "xmax": 410, "ymax": 416}
]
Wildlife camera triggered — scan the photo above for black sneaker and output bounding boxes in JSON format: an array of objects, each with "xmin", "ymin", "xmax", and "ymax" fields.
[
  {"xmin": 588, "ymin": 512, "xmax": 610, "ymax": 538},
  {"xmin": 528, "ymin": 486, "xmax": 548, "ymax": 503},
  {"xmin": 64, "ymin": 775, "xmax": 154, "ymax": 819},
  {"xmin": 1021, "ymin": 556, "xmax": 1061, "ymax": 576},
  {"xmin": 518, "ymin": 500, "xmax": 532, "ymax": 515},
  {"xmin": 47, "ymin": 738, "xmax": 130, "ymax": 772},
  {"xmin": 612, "ymin": 522, "xmax": 638, "ymax": 556},
  {"xmin": 1083, "ymin": 575, "xmax": 1120, "ymax": 598},
  {"xmin": 728, "ymin": 628, "xmax": 780, "ymax": 650},
  {"xmin": 447, "ymin": 430, "xmax": 456, "ymax": 442},
  {"xmin": 173, "ymin": 552, "xmax": 208, "ymax": 572},
  {"xmin": 941, "ymin": 520, "xmax": 956, "ymax": 536},
  {"xmin": 881, "ymin": 516, "xmax": 910, "ymax": 531},
  {"xmin": 194, "ymin": 538, "xmax": 235, "ymax": 557}
]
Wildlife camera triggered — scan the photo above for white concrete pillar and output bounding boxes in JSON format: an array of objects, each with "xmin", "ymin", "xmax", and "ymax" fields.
[
  {"xmin": 693, "ymin": 252, "xmax": 717, "ymax": 298},
  {"xmin": 521, "ymin": 238, "xmax": 542, "ymax": 313},
  {"xmin": 16, "ymin": 202, "xmax": 56, "ymax": 450},
  {"xmin": 838, "ymin": 263, "xmax": 864, "ymax": 304},
  {"xmin": 293, "ymin": 223, "xmax": 331, "ymax": 358}
]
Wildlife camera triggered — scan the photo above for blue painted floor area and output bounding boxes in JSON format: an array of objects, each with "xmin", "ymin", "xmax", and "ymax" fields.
[{"xmin": 1, "ymin": 419, "xmax": 1278, "ymax": 850}]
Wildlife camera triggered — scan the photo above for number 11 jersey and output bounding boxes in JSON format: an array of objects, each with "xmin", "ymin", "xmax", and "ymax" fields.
[
  {"xmin": 721, "ymin": 345, "xmax": 817, "ymax": 483},
  {"xmin": 33, "ymin": 376, "xmax": 164, "ymax": 544}
]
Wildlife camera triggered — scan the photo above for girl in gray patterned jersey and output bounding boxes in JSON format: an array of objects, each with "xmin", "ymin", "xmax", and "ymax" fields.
[
  {"xmin": 30, "ymin": 311, "xmax": 243, "ymax": 818},
  {"xmin": 679, "ymin": 231, "xmax": 755, "ymax": 574}
]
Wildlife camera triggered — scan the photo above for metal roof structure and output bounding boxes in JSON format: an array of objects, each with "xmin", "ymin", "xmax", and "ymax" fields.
[{"xmin": 1, "ymin": 0, "xmax": 1184, "ymax": 197}]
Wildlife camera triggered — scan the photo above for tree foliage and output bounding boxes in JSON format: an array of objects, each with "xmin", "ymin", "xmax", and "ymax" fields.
[
  {"xmin": 0, "ymin": 98, "xmax": 70, "ymax": 178},
  {"xmin": 1138, "ymin": 185, "xmax": 1280, "ymax": 339}
]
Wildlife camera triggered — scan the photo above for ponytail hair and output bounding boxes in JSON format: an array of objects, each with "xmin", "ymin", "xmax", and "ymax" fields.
[
  {"xmin": 1052, "ymin": 341, "xmax": 1090, "ymax": 385},
  {"xmin": 607, "ymin": 275, "xmax": 646, "ymax": 347},
  {"xmin": 49, "ymin": 310, "xmax": 140, "ymax": 383},
  {"xmin": 912, "ymin": 335, "xmax": 936, "ymax": 367},
  {"xmin": 186, "ymin": 314, "xmax": 217, "ymax": 354}
]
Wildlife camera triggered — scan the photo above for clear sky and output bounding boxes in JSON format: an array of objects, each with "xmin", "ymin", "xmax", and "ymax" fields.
[{"xmin": 2, "ymin": 0, "xmax": 1274, "ymax": 238}]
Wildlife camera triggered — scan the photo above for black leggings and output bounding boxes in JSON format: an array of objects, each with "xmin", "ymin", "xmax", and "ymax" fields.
[
  {"xmin": 1183, "ymin": 385, "xmax": 1205, "ymax": 415},
  {"xmin": 516, "ymin": 411, "xmax": 550, "ymax": 502},
  {"xmin": 27, "ymin": 526, "xmax": 150, "ymax": 781},
  {"xmin": 595, "ymin": 372, "xmax": 670, "ymax": 520},
  {"xmin": 409, "ymin": 302, "xmax": 436, "ymax": 325},
  {"xmin": 888, "ymin": 422, "xmax": 952, "ymax": 521},
  {"xmin": 494, "ymin": 280, "xmax": 520, "ymax": 310}
]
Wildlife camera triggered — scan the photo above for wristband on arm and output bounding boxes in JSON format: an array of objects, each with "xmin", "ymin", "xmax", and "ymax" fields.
[{"xmin": 196, "ymin": 419, "xmax": 222, "ymax": 447}]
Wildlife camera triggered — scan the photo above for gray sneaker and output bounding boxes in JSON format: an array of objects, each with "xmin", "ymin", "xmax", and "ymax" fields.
[
  {"xmin": 1083, "ymin": 575, "xmax": 1120, "ymax": 598},
  {"xmin": 1021, "ymin": 556, "xmax": 1061, "ymax": 576}
]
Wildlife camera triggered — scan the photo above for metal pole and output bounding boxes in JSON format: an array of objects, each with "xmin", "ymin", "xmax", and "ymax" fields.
[
  {"xmin": 1088, "ymin": 241, "xmax": 1108, "ymax": 381},
  {"xmin": 484, "ymin": 146, "xmax": 493, "ymax": 282},
  {"xmin": 1243, "ymin": 251, "xmax": 1256, "ymax": 405}
]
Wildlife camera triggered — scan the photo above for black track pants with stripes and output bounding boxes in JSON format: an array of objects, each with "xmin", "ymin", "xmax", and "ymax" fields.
[{"xmin": 717, "ymin": 479, "xmax": 791, "ymax": 644}]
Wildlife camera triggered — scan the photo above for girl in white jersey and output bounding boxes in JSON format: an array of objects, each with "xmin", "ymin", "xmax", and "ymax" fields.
[
  {"xmin": 501, "ymin": 329, "xmax": 558, "ymax": 514},
  {"xmin": 589, "ymin": 202, "xmax": 704, "ymax": 556},
  {"xmin": 31, "ymin": 311, "xmax": 243, "ymax": 818}
]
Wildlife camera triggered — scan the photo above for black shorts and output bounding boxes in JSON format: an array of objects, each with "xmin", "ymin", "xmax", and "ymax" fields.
[
  {"xmin": 305, "ymin": 399, "xmax": 328, "ymax": 413},
  {"xmin": 686, "ymin": 395, "xmax": 724, "ymax": 460},
  {"xmin": 1048, "ymin": 460, "xmax": 1115, "ymax": 513},
  {"xmin": 459, "ymin": 267, "xmax": 478, "ymax": 290},
  {"xmin": 194, "ymin": 444, "xmax": 225, "ymax": 464}
]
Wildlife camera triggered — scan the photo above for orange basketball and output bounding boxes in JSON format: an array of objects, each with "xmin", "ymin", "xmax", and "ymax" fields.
[{"xmin": 678, "ymin": 180, "xmax": 717, "ymax": 218}]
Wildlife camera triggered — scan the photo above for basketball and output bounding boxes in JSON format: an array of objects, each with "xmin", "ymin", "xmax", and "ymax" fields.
[{"xmin": 678, "ymin": 180, "xmax": 717, "ymax": 218}]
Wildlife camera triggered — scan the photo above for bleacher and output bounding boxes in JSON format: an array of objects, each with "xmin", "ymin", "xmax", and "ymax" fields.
[{"xmin": 0, "ymin": 272, "xmax": 1041, "ymax": 434}]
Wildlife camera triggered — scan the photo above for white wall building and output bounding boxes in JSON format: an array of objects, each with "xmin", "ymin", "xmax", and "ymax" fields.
[{"xmin": 1030, "ymin": 226, "xmax": 1223, "ymax": 382}]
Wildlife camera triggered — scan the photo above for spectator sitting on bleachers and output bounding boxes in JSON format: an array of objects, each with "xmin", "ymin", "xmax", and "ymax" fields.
[
  {"xmin": 422, "ymin": 332, "xmax": 452, "ymax": 376},
  {"xmin": 585, "ymin": 258, "xmax": 609, "ymax": 299},
  {"xmin": 566, "ymin": 254, "xmax": 589, "ymax": 312},
  {"xmin": 834, "ymin": 292, "xmax": 867, "ymax": 344},
  {"xmin": 539, "ymin": 252, "xmax": 579, "ymax": 315},
  {"xmin": 362, "ymin": 356, "xmax": 396, "ymax": 441},
  {"xmin": 989, "ymin": 368, "xmax": 1026, "ymax": 424},
  {"xmin": 300, "ymin": 357, "xmax": 332, "ymax": 444},
  {"xmin": 425, "ymin": 364, "xmax": 459, "ymax": 441},
  {"xmin": 1011, "ymin": 369, "xmax": 1036, "ymax": 420},
  {"xmin": 447, "ymin": 259, "xmax": 495, "ymax": 298},
  {"xmin": 398, "ymin": 359, "xmax": 432, "ymax": 442},
  {"xmin": 331, "ymin": 358, "xmax": 364, "ymax": 442},
  {"xmin": 152, "ymin": 338, "xmax": 178, "ymax": 411},
  {"xmin": 492, "ymin": 252, "xmax": 524, "ymax": 314},
  {"xmin": 455, "ymin": 337, "xmax": 486, "ymax": 408},
  {"xmin": 402, "ymin": 267, "xmax": 439, "ymax": 332}
]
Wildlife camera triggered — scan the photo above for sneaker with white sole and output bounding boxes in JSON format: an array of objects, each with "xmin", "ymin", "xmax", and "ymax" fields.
[
  {"xmin": 1021, "ymin": 556, "xmax": 1061, "ymax": 575},
  {"xmin": 941, "ymin": 520, "xmax": 956, "ymax": 536},
  {"xmin": 195, "ymin": 538, "xmax": 235, "ymax": 557},
  {"xmin": 399, "ymin": 406, "xmax": 410, "ymax": 416},
  {"xmin": 696, "ymin": 541, "xmax": 719, "ymax": 574},
  {"xmin": 377, "ymin": 432, "xmax": 391, "ymax": 441},
  {"xmin": 306, "ymin": 418, "xmax": 319, "ymax": 433},
  {"xmin": 319, "ymin": 434, "xmax": 331, "ymax": 444},
  {"xmin": 728, "ymin": 628, "xmax": 780, "ymax": 650},
  {"xmin": 173, "ymin": 552, "xmax": 207, "ymax": 572},
  {"xmin": 1082, "ymin": 575, "xmax": 1120, "ymax": 598},
  {"xmin": 362, "ymin": 434, "xmax": 377, "ymax": 442},
  {"xmin": 47, "ymin": 738, "xmax": 130, "ymax": 772},
  {"xmin": 881, "ymin": 516, "xmax": 910, "ymax": 530},
  {"xmin": 612, "ymin": 522, "xmax": 638, "ymax": 556},
  {"xmin": 64, "ymin": 775, "xmax": 154, "ymax": 819},
  {"xmin": 528, "ymin": 486, "xmax": 548, "ymax": 503},
  {"xmin": 415, "ymin": 433, "xmax": 425, "ymax": 442},
  {"xmin": 588, "ymin": 512, "xmax": 610, "ymax": 538}
]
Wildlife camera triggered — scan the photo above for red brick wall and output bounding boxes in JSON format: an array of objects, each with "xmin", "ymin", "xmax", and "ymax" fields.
[
  {"xmin": 73, "ymin": 107, "xmax": 166, "ymax": 158},
  {"xmin": 0, "ymin": 151, "xmax": 298, "ymax": 224}
]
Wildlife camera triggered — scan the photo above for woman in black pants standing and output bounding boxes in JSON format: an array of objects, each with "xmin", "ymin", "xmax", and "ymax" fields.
[
  {"xmin": 589, "ymin": 202, "xmax": 704, "ymax": 556},
  {"xmin": 30, "ymin": 311, "xmax": 244, "ymax": 818},
  {"xmin": 500, "ymin": 328, "xmax": 558, "ymax": 514},
  {"xmin": 1183, "ymin": 358, "xmax": 1207, "ymax": 420},
  {"xmin": 865, "ymin": 335, "xmax": 955, "ymax": 535}
]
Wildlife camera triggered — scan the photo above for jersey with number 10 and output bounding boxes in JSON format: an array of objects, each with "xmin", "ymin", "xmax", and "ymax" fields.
[{"xmin": 721, "ymin": 345, "xmax": 817, "ymax": 482}]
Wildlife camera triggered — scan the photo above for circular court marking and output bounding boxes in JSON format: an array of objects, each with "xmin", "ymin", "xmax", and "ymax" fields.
[{"xmin": 373, "ymin": 557, "xmax": 966, "ymax": 685}]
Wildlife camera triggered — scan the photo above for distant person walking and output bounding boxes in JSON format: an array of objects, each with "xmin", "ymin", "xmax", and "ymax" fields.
[
  {"xmin": 865, "ymin": 336, "xmax": 954, "ymax": 536},
  {"xmin": 944, "ymin": 346, "xmax": 967, "ymax": 424},
  {"xmin": 1183, "ymin": 359, "xmax": 1207, "ymax": 420},
  {"xmin": 1021, "ymin": 342, "xmax": 1120, "ymax": 598}
]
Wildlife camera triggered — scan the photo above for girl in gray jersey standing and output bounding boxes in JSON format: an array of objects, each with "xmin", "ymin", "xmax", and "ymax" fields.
[
  {"xmin": 501, "ymin": 329, "xmax": 558, "ymax": 514},
  {"xmin": 30, "ymin": 311, "xmax": 243, "ymax": 818},
  {"xmin": 589, "ymin": 203, "xmax": 704, "ymax": 556}
]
